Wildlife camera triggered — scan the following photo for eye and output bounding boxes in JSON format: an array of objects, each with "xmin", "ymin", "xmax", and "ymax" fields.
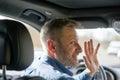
[
  {"xmin": 70, "ymin": 41, "xmax": 74, "ymax": 44},
  {"xmin": 70, "ymin": 40, "xmax": 76, "ymax": 45}
]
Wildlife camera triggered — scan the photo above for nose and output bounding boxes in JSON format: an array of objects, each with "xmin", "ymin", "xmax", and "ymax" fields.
[{"xmin": 75, "ymin": 43, "xmax": 82, "ymax": 53}]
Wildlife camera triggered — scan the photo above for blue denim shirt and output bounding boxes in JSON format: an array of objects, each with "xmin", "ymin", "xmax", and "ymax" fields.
[{"xmin": 23, "ymin": 54, "xmax": 92, "ymax": 80}]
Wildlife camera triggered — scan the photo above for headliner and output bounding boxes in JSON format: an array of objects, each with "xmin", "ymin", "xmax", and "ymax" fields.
[{"xmin": 46, "ymin": 0, "xmax": 120, "ymax": 8}]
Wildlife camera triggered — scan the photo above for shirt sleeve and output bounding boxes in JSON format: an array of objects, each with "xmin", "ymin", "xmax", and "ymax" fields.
[
  {"xmin": 59, "ymin": 71, "xmax": 92, "ymax": 80},
  {"xmin": 40, "ymin": 71, "xmax": 92, "ymax": 80},
  {"xmin": 36, "ymin": 67, "xmax": 93, "ymax": 80},
  {"xmin": 73, "ymin": 70, "xmax": 93, "ymax": 80}
]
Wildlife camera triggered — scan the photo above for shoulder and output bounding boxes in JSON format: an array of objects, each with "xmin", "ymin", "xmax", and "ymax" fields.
[
  {"xmin": 37, "ymin": 65, "xmax": 75, "ymax": 80},
  {"xmin": 37, "ymin": 62, "xmax": 75, "ymax": 80}
]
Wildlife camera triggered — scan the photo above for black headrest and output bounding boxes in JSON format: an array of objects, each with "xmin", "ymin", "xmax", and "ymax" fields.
[{"xmin": 0, "ymin": 19, "xmax": 34, "ymax": 70}]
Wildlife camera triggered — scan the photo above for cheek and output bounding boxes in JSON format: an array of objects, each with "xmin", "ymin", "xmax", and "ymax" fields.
[
  {"xmin": 68, "ymin": 44, "xmax": 75, "ymax": 51},
  {"xmin": 66, "ymin": 46, "xmax": 75, "ymax": 56},
  {"xmin": 57, "ymin": 42, "xmax": 74, "ymax": 56},
  {"xmin": 56, "ymin": 44, "xmax": 66, "ymax": 54},
  {"xmin": 67, "ymin": 45, "xmax": 79, "ymax": 61}
]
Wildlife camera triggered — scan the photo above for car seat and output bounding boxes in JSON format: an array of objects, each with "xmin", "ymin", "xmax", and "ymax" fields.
[{"xmin": 0, "ymin": 20, "xmax": 44, "ymax": 80}]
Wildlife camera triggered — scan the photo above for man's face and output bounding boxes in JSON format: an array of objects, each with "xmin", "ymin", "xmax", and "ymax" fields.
[{"xmin": 55, "ymin": 27, "xmax": 82, "ymax": 67}]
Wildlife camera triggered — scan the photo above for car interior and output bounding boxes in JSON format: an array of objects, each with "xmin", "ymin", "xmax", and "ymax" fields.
[{"xmin": 0, "ymin": 0, "xmax": 120, "ymax": 80}]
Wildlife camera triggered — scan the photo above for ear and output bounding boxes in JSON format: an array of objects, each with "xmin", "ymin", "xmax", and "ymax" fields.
[{"xmin": 47, "ymin": 39, "xmax": 56, "ymax": 58}]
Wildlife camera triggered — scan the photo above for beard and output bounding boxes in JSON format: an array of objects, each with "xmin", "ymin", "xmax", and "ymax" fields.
[
  {"xmin": 55, "ymin": 40, "xmax": 79, "ymax": 68},
  {"xmin": 55, "ymin": 50, "xmax": 78, "ymax": 68}
]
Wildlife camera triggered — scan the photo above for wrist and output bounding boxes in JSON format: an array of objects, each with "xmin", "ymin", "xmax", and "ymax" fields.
[{"xmin": 85, "ymin": 68, "xmax": 95, "ymax": 76}]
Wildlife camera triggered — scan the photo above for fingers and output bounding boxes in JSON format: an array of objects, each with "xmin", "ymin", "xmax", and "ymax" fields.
[
  {"xmin": 84, "ymin": 39, "xmax": 94, "ymax": 63},
  {"xmin": 84, "ymin": 39, "xmax": 100, "ymax": 63},
  {"xmin": 89, "ymin": 39, "xmax": 94, "ymax": 54},
  {"xmin": 84, "ymin": 41, "xmax": 91, "ymax": 64},
  {"xmin": 83, "ymin": 56, "xmax": 90, "ymax": 67},
  {"xmin": 94, "ymin": 43, "xmax": 100, "ymax": 55},
  {"xmin": 84, "ymin": 39, "xmax": 100, "ymax": 55}
]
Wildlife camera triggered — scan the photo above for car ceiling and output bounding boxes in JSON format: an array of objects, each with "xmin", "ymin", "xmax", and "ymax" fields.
[
  {"xmin": 0, "ymin": 0, "xmax": 120, "ymax": 31},
  {"xmin": 46, "ymin": 0, "xmax": 120, "ymax": 8}
]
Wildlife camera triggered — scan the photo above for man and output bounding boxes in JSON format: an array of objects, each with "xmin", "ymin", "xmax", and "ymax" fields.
[{"xmin": 26, "ymin": 18, "xmax": 100, "ymax": 80}]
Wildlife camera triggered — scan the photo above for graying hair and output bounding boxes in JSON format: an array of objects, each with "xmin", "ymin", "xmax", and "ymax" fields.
[{"xmin": 40, "ymin": 18, "xmax": 80, "ymax": 52}]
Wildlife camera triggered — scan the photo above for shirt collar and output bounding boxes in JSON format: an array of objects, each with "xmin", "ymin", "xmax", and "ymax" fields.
[{"xmin": 41, "ymin": 54, "xmax": 73, "ymax": 76}]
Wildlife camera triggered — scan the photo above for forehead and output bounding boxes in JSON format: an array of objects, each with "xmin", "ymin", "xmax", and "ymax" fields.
[
  {"xmin": 62, "ymin": 26, "xmax": 75, "ymax": 33},
  {"xmin": 60, "ymin": 27, "xmax": 77, "ymax": 39}
]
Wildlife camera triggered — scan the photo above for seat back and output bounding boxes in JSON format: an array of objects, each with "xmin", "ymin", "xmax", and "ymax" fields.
[{"xmin": 0, "ymin": 19, "xmax": 34, "ymax": 79}]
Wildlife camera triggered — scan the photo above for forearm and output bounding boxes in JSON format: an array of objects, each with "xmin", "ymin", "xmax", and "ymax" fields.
[{"xmin": 73, "ymin": 70, "xmax": 93, "ymax": 80}]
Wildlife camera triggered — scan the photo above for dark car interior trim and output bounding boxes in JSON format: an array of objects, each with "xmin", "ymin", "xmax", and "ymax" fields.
[{"xmin": 0, "ymin": 1, "xmax": 120, "ymax": 31}]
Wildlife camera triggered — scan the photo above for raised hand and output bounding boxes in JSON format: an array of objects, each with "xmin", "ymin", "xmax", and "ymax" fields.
[{"xmin": 83, "ymin": 39, "xmax": 100, "ymax": 76}]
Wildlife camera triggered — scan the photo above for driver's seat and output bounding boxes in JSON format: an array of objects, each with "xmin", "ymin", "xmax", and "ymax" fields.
[{"xmin": 0, "ymin": 19, "xmax": 44, "ymax": 80}]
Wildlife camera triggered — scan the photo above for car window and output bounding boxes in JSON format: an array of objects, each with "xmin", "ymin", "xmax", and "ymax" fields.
[
  {"xmin": 25, "ymin": 24, "xmax": 43, "ymax": 59},
  {"xmin": 76, "ymin": 28, "xmax": 120, "ymax": 68}
]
